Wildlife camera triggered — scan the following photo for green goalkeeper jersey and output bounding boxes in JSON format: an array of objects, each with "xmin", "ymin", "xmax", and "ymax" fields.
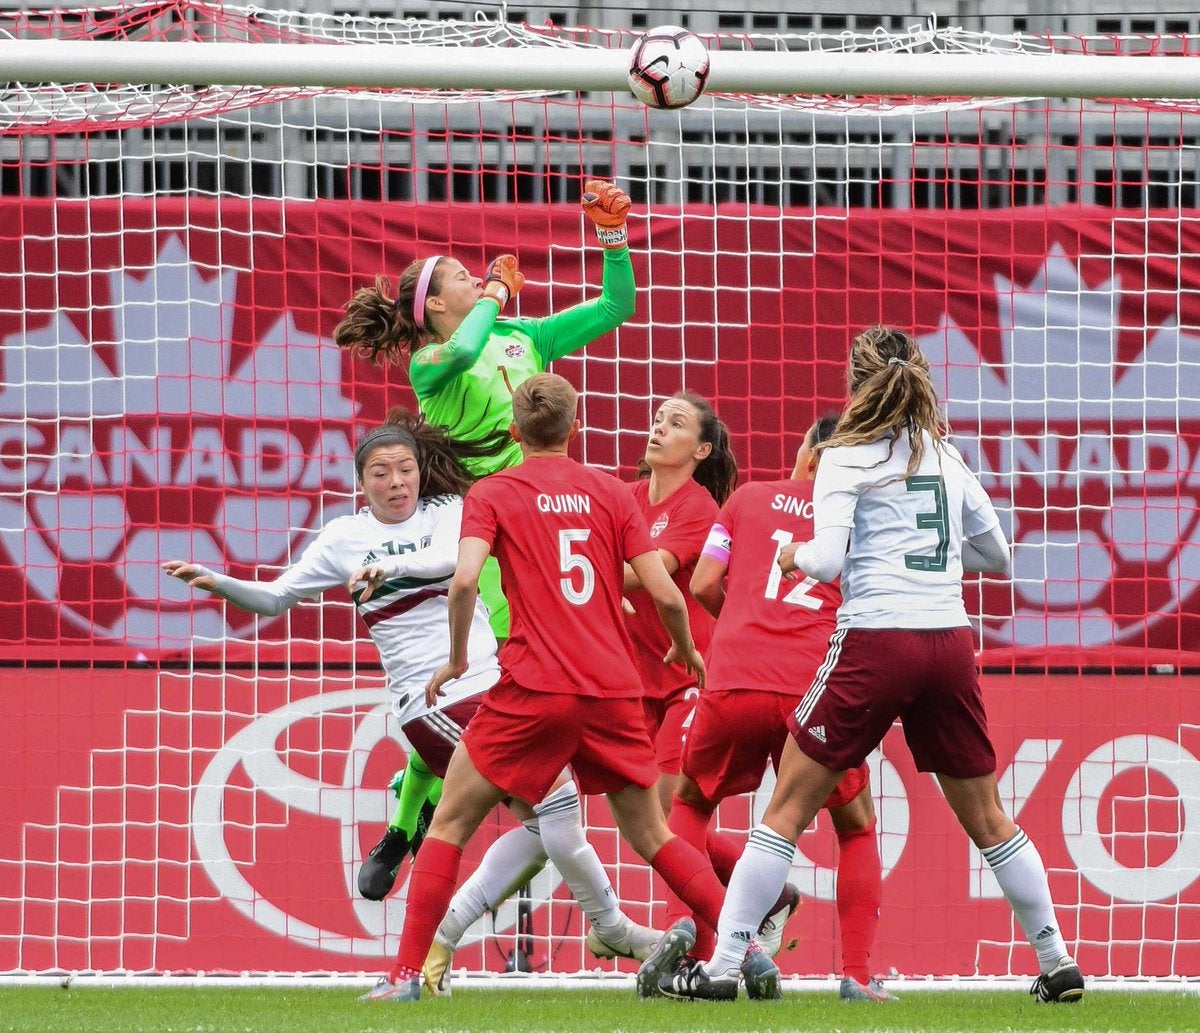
[{"xmin": 409, "ymin": 246, "xmax": 635, "ymax": 475}]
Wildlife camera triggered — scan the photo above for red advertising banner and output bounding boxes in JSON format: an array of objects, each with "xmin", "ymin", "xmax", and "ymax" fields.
[
  {"xmin": 0, "ymin": 200, "xmax": 1198, "ymax": 665},
  {"xmin": 2, "ymin": 669, "xmax": 1196, "ymax": 978}
]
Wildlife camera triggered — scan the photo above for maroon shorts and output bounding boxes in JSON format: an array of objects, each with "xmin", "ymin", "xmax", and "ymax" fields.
[
  {"xmin": 461, "ymin": 674, "xmax": 660, "ymax": 805},
  {"xmin": 683, "ymin": 688, "xmax": 869, "ymax": 809},
  {"xmin": 642, "ymin": 684, "xmax": 702, "ymax": 775},
  {"xmin": 787, "ymin": 626, "xmax": 996, "ymax": 779},
  {"xmin": 400, "ymin": 697, "xmax": 482, "ymax": 778}
]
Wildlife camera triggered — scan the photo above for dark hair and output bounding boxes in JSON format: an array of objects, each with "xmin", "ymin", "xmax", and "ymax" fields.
[
  {"xmin": 808, "ymin": 411, "xmax": 841, "ymax": 448},
  {"xmin": 333, "ymin": 257, "xmax": 445, "ymax": 365},
  {"xmin": 637, "ymin": 390, "xmax": 738, "ymax": 506},
  {"xmin": 511, "ymin": 373, "xmax": 578, "ymax": 450},
  {"xmin": 819, "ymin": 325, "xmax": 945, "ymax": 476},
  {"xmin": 354, "ymin": 406, "xmax": 476, "ymax": 498}
]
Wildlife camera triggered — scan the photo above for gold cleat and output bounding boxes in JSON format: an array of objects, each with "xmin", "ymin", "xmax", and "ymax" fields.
[{"xmin": 421, "ymin": 939, "xmax": 453, "ymax": 998}]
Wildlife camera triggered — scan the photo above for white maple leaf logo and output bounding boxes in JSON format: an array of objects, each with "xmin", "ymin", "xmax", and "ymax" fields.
[{"xmin": 919, "ymin": 246, "xmax": 1200, "ymax": 649}]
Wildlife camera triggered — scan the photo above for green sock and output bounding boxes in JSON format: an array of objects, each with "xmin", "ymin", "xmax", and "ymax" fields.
[{"xmin": 388, "ymin": 753, "xmax": 441, "ymax": 836}]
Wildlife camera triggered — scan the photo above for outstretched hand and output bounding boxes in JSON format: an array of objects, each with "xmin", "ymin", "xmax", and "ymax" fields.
[
  {"xmin": 581, "ymin": 179, "xmax": 631, "ymax": 248},
  {"xmin": 162, "ymin": 560, "xmax": 217, "ymax": 593}
]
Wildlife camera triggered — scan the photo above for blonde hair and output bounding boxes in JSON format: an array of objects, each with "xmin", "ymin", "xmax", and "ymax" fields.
[
  {"xmin": 511, "ymin": 373, "xmax": 578, "ymax": 449},
  {"xmin": 819, "ymin": 325, "xmax": 946, "ymax": 476}
]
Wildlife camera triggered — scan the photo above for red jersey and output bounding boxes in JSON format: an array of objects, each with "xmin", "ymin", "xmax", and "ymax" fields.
[
  {"xmin": 704, "ymin": 479, "xmax": 841, "ymax": 694},
  {"xmin": 461, "ymin": 456, "xmax": 656, "ymax": 698},
  {"xmin": 624, "ymin": 477, "xmax": 717, "ymax": 699}
]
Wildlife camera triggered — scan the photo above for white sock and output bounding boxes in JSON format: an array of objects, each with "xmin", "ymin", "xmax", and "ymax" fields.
[
  {"xmin": 704, "ymin": 824, "xmax": 794, "ymax": 977},
  {"xmin": 435, "ymin": 819, "xmax": 547, "ymax": 949},
  {"xmin": 981, "ymin": 827, "xmax": 1070, "ymax": 973},
  {"xmin": 533, "ymin": 780, "xmax": 626, "ymax": 940}
]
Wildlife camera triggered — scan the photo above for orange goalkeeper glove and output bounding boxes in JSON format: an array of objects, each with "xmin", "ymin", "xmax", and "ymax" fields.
[
  {"xmin": 581, "ymin": 179, "xmax": 631, "ymax": 249},
  {"xmin": 482, "ymin": 254, "xmax": 525, "ymax": 312}
]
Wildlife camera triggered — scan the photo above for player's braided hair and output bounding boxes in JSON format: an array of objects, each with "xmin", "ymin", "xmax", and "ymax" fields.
[
  {"xmin": 819, "ymin": 325, "xmax": 946, "ymax": 477},
  {"xmin": 637, "ymin": 391, "xmax": 738, "ymax": 506},
  {"xmin": 354, "ymin": 407, "xmax": 483, "ymax": 498},
  {"xmin": 333, "ymin": 257, "xmax": 442, "ymax": 365}
]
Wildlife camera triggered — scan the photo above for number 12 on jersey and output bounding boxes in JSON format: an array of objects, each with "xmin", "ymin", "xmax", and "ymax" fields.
[{"xmin": 765, "ymin": 529, "xmax": 823, "ymax": 610}]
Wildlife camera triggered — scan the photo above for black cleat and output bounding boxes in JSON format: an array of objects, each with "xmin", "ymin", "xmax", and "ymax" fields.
[
  {"xmin": 635, "ymin": 918, "xmax": 695, "ymax": 999},
  {"xmin": 357, "ymin": 826, "xmax": 411, "ymax": 901},
  {"xmin": 741, "ymin": 948, "xmax": 782, "ymax": 1000},
  {"xmin": 658, "ymin": 957, "xmax": 738, "ymax": 1002},
  {"xmin": 1030, "ymin": 958, "xmax": 1085, "ymax": 1003}
]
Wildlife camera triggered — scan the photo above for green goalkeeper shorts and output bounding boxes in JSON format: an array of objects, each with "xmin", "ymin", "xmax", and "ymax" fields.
[{"xmin": 478, "ymin": 555, "xmax": 510, "ymax": 641}]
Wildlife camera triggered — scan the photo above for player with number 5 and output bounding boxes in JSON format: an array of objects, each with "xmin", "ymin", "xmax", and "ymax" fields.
[{"xmin": 332, "ymin": 179, "xmax": 636, "ymax": 899}]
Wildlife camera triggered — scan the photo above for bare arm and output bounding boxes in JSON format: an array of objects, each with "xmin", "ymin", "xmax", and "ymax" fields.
[
  {"xmin": 628, "ymin": 549, "xmax": 705, "ymax": 688},
  {"xmin": 689, "ymin": 553, "xmax": 727, "ymax": 619},
  {"xmin": 424, "ymin": 536, "xmax": 492, "ymax": 706},
  {"xmin": 622, "ymin": 548, "xmax": 680, "ymax": 592}
]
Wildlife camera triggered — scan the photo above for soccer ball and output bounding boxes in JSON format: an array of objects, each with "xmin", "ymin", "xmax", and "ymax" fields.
[{"xmin": 627, "ymin": 26, "xmax": 710, "ymax": 110}]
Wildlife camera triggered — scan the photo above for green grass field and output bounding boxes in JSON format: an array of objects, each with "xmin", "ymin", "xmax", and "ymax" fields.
[{"xmin": 2, "ymin": 986, "xmax": 1198, "ymax": 1033}]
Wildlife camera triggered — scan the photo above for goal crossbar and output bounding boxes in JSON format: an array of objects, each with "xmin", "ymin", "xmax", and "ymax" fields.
[{"xmin": 3, "ymin": 41, "xmax": 1200, "ymax": 98}]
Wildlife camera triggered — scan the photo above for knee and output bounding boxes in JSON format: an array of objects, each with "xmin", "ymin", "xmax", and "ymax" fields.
[{"xmin": 957, "ymin": 802, "xmax": 1015, "ymax": 849}]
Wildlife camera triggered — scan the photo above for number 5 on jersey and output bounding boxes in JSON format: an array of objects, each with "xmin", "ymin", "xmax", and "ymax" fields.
[{"xmin": 558, "ymin": 528, "xmax": 594, "ymax": 605}]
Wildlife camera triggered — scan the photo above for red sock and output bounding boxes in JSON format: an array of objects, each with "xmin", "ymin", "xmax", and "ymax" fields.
[
  {"xmin": 388, "ymin": 837, "xmax": 463, "ymax": 981},
  {"xmin": 649, "ymin": 835, "xmax": 725, "ymax": 933},
  {"xmin": 665, "ymin": 798, "xmax": 718, "ymax": 955},
  {"xmin": 836, "ymin": 819, "xmax": 881, "ymax": 985},
  {"xmin": 706, "ymin": 830, "xmax": 745, "ymax": 884}
]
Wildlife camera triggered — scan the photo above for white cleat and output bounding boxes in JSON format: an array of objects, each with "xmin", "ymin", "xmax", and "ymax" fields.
[{"xmin": 586, "ymin": 919, "xmax": 662, "ymax": 962}]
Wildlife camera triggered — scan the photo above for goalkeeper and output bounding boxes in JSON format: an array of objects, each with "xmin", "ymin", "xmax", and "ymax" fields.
[{"xmin": 333, "ymin": 179, "xmax": 635, "ymax": 899}]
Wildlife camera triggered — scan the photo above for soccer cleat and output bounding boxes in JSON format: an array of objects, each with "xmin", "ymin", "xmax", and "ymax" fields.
[
  {"xmin": 410, "ymin": 800, "xmax": 436, "ymax": 858},
  {"xmin": 756, "ymin": 882, "xmax": 801, "ymax": 958},
  {"xmin": 657, "ymin": 957, "xmax": 738, "ymax": 1002},
  {"xmin": 840, "ymin": 976, "xmax": 899, "ymax": 1002},
  {"xmin": 1030, "ymin": 958, "xmax": 1085, "ymax": 1004},
  {"xmin": 635, "ymin": 917, "xmax": 696, "ymax": 999},
  {"xmin": 357, "ymin": 826, "xmax": 411, "ymax": 901},
  {"xmin": 421, "ymin": 939, "xmax": 453, "ymax": 998},
  {"xmin": 359, "ymin": 975, "xmax": 420, "ymax": 1003},
  {"xmin": 741, "ymin": 948, "xmax": 783, "ymax": 1001},
  {"xmin": 586, "ymin": 919, "xmax": 662, "ymax": 962}
]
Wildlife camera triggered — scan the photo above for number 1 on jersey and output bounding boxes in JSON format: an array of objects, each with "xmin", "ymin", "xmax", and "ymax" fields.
[{"xmin": 765, "ymin": 529, "xmax": 823, "ymax": 610}]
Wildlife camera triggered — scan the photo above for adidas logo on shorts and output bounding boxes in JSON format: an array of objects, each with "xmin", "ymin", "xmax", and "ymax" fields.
[{"xmin": 807, "ymin": 724, "xmax": 827, "ymax": 743}]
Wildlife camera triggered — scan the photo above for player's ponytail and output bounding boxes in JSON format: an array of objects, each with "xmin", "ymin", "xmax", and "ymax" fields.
[
  {"xmin": 334, "ymin": 258, "xmax": 442, "ymax": 365},
  {"xmin": 821, "ymin": 325, "xmax": 946, "ymax": 476},
  {"xmin": 685, "ymin": 392, "xmax": 739, "ymax": 505}
]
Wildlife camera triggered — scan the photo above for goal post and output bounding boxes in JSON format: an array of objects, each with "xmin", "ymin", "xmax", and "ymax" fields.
[
  {"xmin": 1, "ymin": 1, "xmax": 1199, "ymax": 986},
  {"xmin": 3, "ymin": 40, "xmax": 1200, "ymax": 97}
]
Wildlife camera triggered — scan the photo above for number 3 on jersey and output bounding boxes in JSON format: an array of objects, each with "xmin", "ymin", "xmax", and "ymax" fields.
[
  {"xmin": 558, "ymin": 528, "xmax": 594, "ymax": 605},
  {"xmin": 765, "ymin": 529, "xmax": 822, "ymax": 610}
]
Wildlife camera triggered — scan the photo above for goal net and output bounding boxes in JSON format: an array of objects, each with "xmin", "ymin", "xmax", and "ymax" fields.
[{"xmin": 1, "ymin": 0, "xmax": 1198, "ymax": 985}]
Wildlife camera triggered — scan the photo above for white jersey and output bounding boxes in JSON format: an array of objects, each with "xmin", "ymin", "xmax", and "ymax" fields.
[
  {"xmin": 266, "ymin": 494, "xmax": 500, "ymax": 725},
  {"xmin": 812, "ymin": 431, "xmax": 1000, "ymax": 629}
]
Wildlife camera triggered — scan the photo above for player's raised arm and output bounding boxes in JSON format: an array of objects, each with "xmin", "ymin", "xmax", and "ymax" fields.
[
  {"xmin": 162, "ymin": 560, "xmax": 312, "ymax": 616},
  {"xmin": 628, "ymin": 549, "xmax": 705, "ymax": 689}
]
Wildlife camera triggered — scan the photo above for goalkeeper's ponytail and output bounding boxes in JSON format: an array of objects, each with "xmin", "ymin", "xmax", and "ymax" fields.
[{"xmin": 333, "ymin": 258, "xmax": 442, "ymax": 365}]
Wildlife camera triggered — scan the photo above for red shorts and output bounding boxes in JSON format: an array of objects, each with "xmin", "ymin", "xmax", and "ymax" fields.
[
  {"xmin": 461, "ymin": 674, "xmax": 659, "ymax": 804},
  {"xmin": 400, "ymin": 697, "xmax": 482, "ymax": 779},
  {"xmin": 642, "ymin": 684, "xmax": 701, "ymax": 775},
  {"xmin": 788, "ymin": 626, "xmax": 996, "ymax": 779},
  {"xmin": 683, "ymin": 688, "xmax": 868, "ymax": 809}
]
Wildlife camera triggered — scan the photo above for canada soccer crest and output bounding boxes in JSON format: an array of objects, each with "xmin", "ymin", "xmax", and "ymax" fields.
[
  {"xmin": 0, "ymin": 237, "xmax": 359, "ymax": 649},
  {"xmin": 919, "ymin": 245, "xmax": 1200, "ymax": 650}
]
